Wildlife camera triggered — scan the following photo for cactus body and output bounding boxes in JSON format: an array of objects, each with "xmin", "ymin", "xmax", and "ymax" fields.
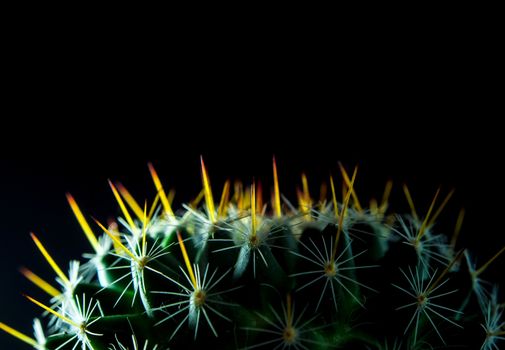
[{"xmin": 1, "ymin": 160, "xmax": 504, "ymax": 350}]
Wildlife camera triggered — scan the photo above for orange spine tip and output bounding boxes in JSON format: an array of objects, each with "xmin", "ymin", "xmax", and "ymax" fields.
[
  {"xmin": 0, "ymin": 322, "xmax": 38, "ymax": 347},
  {"xmin": 25, "ymin": 295, "xmax": 78, "ymax": 328},
  {"xmin": 20, "ymin": 267, "xmax": 60, "ymax": 298},
  {"xmin": 427, "ymin": 189, "xmax": 455, "ymax": 227},
  {"xmin": 380, "ymin": 180, "xmax": 393, "ymax": 211},
  {"xmin": 109, "ymin": 180, "xmax": 137, "ymax": 230},
  {"xmin": 66, "ymin": 193, "xmax": 100, "ymax": 252},
  {"xmin": 148, "ymin": 162, "xmax": 175, "ymax": 217},
  {"xmin": 330, "ymin": 175, "xmax": 339, "ymax": 220},
  {"xmin": 251, "ymin": 180, "xmax": 257, "ymax": 237},
  {"xmin": 475, "ymin": 244, "xmax": 505, "ymax": 277},
  {"xmin": 116, "ymin": 182, "xmax": 144, "ymax": 220},
  {"xmin": 416, "ymin": 188, "xmax": 441, "ymax": 241},
  {"xmin": 332, "ymin": 166, "xmax": 358, "ymax": 261},
  {"xmin": 402, "ymin": 184, "xmax": 419, "ymax": 220},
  {"xmin": 218, "ymin": 180, "xmax": 231, "ymax": 218},
  {"xmin": 338, "ymin": 162, "xmax": 362, "ymax": 212},
  {"xmin": 286, "ymin": 294, "xmax": 293, "ymax": 327},
  {"xmin": 273, "ymin": 156, "xmax": 282, "ymax": 217},
  {"xmin": 142, "ymin": 201, "xmax": 148, "ymax": 256},
  {"xmin": 451, "ymin": 208, "xmax": 465, "ymax": 248},
  {"xmin": 200, "ymin": 156, "xmax": 217, "ymax": 223},
  {"xmin": 94, "ymin": 219, "xmax": 138, "ymax": 262},
  {"xmin": 30, "ymin": 233, "xmax": 70, "ymax": 285},
  {"xmin": 176, "ymin": 232, "xmax": 197, "ymax": 288}
]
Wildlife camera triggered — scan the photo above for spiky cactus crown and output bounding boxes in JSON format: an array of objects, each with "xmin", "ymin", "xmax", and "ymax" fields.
[{"xmin": 1, "ymin": 159, "xmax": 504, "ymax": 349}]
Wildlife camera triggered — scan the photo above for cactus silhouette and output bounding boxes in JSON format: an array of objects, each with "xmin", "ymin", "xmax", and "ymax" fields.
[{"xmin": 1, "ymin": 158, "xmax": 504, "ymax": 349}]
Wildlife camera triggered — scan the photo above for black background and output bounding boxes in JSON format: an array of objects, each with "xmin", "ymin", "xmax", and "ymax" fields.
[{"xmin": 1, "ymin": 18, "xmax": 504, "ymax": 349}]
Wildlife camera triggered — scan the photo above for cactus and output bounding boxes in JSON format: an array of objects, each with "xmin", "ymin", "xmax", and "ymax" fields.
[{"xmin": 1, "ymin": 158, "xmax": 504, "ymax": 349}]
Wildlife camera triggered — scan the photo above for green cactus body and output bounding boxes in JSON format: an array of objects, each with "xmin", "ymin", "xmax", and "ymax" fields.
[{"xmin": 1, "ymin": 159, "xmax": 504, "ymax": 349}]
